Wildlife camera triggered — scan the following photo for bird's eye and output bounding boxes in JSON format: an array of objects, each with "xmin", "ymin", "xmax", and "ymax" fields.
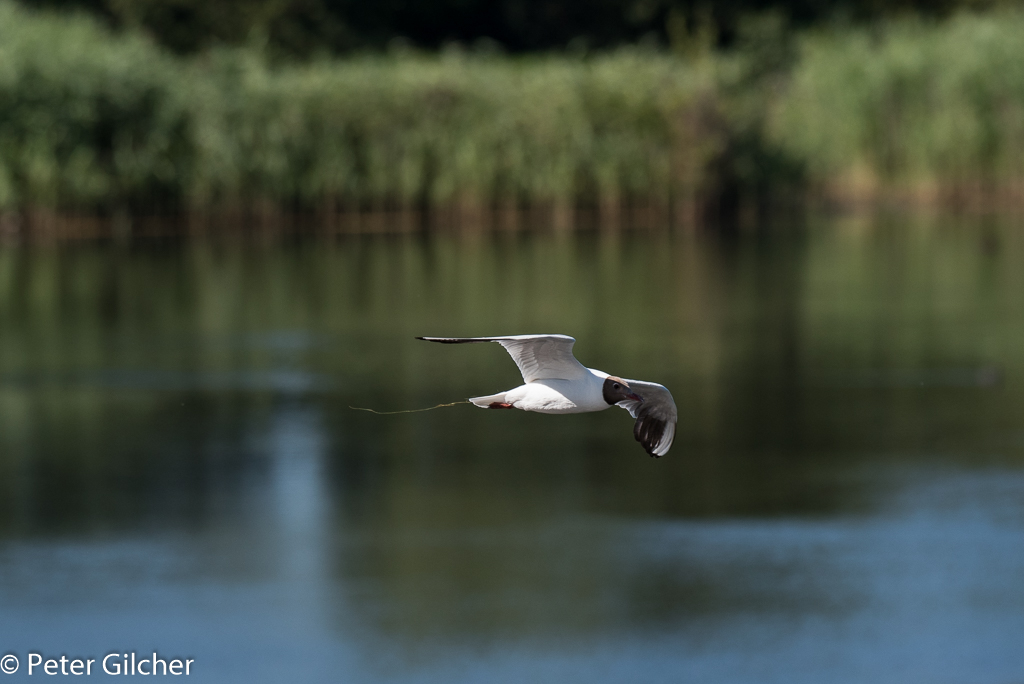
[{"xmin": 613, "ymin": 383, "xmax": 620, "ymax": 389}]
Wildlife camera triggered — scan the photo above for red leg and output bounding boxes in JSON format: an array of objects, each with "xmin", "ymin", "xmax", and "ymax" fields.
[{"xmin": 487, "ymin": 402, "xmax": 514, "ymax": 409}]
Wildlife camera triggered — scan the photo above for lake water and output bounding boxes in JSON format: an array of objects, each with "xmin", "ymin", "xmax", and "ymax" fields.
[{"xmin": 1, "ymin": 214, "xmax": 1024, "ymax": 683}]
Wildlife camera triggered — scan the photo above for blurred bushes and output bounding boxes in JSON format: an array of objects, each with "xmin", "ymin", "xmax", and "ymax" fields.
[
  {"xmin": 24, "ymin": 0, "xmax": 1018, "ymax": 55},
  {"xmin": 0, "ymin": 2, "xmax": 190, "ymax": 212},
  {"xmin": 188, "ymin": 52, "xmax": 728, "ymax": 216},
  {"xmin": 0, "ymin": 2, "xmax": 747, "ymax": 222},
  {"xmin": 3, "ymin": 1, "xmax": 1024, "ymax": 224},
  {"xmin": 775, "ymin": 10, "xmax": 1024, "ymax": 203}
]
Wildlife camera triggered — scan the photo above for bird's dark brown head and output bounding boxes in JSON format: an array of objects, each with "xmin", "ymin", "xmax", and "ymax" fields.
[{"xmin": 603, "ymin": 376, "xmax": 644, "ymax": 405}]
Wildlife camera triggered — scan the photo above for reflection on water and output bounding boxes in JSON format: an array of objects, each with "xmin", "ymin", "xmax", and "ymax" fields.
[{"xmin": 1, "ymin": 216, "xmax": 1024, "ymax": 682}]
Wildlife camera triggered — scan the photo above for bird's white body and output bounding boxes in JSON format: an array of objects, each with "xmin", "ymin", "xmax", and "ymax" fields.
[{"xmin": 502, "ymin": 369, "xmax": 611, "ymax": 414}]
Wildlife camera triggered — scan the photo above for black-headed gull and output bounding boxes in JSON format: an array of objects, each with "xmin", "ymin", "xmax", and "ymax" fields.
[{"xmin": 417, "ymin": 334, "xmax": 677, "ymax": 457}]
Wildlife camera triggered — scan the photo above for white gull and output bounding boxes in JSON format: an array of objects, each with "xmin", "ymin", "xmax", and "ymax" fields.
[{"xmin": 417, "ymin": 334, "xmax": 677, "ymax": 457}]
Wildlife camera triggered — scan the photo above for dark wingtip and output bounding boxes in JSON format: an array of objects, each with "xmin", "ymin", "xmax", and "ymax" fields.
[
  {"xmin": 633, "ymin": 411, "xmax": 667, "ymax": 457},
  {"xmin": 416, "ymin": 337, "xmax": 486, "ymax": 344}
]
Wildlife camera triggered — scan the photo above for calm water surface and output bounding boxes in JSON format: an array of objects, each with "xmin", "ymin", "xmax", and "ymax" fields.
[{"xmin": 1, "ymin": 215, "xmax": 1024, "ymax": 683}]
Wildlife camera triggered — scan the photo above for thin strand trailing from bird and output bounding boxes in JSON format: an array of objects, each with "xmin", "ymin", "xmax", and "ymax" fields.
[{"xmin": 349, "ymin": 400, "xmax": 471, "ymax": 415}]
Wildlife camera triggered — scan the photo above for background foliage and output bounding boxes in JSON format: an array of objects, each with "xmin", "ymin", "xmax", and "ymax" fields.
[
  {"xmin": 19, "ymin": 0, "xmax": 1024, "ymax": 55},
  {"xmin": 2, "ymin": 1, "xmax": 1024, "ymax": 221}
]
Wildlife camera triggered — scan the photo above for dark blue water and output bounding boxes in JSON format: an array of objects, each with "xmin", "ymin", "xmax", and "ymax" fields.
[{"xmin": 1, "ymin": 218, "xmax": 1023, "ymax": 683}]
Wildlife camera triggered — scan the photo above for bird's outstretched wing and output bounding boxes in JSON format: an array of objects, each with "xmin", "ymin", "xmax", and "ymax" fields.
[
  {"xmin": 416, "ymin": 335, "xmax": 588, "ymax": 382},
  {"xmin": 615, "ymin": 380, "xmax": 677, "ymax": 457}
]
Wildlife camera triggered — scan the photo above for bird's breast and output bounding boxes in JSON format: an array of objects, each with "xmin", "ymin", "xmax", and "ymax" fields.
[{"xmin": 507, "ymin": 376, "xmax": 608, "ymax": 414}]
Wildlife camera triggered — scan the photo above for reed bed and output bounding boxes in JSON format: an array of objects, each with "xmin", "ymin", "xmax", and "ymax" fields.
[
  {"xmin": 185, "ymin": 52, "xmax": 728, "ymax": 228},
  {"xmin": 3, "ymin": 0, "xmax": 1024, "ymax": 233},
  {"xmin": 0, "ymin": 2, "xmax": 732, "ymax": 229},
  {"xmin": 774, "ymin": 11, "xmax": 1024, "ymax": 206}
]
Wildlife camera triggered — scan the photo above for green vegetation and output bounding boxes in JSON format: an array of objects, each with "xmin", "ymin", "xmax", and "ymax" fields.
[
  {"xmin": 0, "ymin": 1, "xmax": 738, "ymax": 224},
  {"xmin": 775, "ymin": 11, "xmax": 1024, "ymax": 203},
  {"xmin": 24, "ymin": 0, "xmax": 1014, "ymax": 55},
  {"xmin": 2, "ymin": 1, "xmax": 1024, "ymax": 227}
]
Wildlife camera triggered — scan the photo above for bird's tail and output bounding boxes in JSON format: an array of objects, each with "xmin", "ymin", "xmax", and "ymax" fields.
[{"xmin": 469, "ymin": 392, "xmax": 508, "ymax": 408}]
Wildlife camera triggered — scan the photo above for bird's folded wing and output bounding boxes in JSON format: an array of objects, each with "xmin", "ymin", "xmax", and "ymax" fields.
[
  {"xmin": 416, "ymin": 334, "xmax": 588, "ymax": 382},
  {"xmin": 615, "ymin": 380, "xmax": 677, "ymax": 457}
]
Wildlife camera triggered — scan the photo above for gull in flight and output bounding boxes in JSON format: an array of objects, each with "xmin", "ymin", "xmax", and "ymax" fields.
[{"xmin": 417, "ymin": 334, "xmax": 677, "ymax": 457}]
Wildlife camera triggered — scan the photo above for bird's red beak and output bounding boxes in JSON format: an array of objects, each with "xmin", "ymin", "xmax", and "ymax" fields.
[{"xmin": 627, "ymin": 392, "xmax": 644, "ymax": 403}]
